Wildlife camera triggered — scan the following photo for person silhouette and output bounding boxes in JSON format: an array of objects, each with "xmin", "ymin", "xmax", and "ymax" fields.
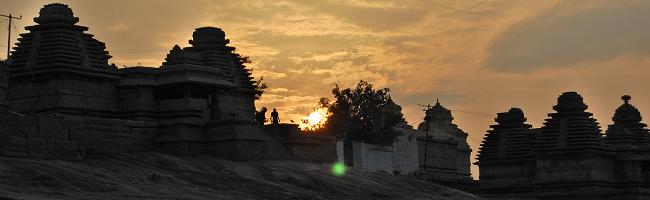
[
  {"xmin": 255, "ymin": 107, "xmax": 267, "ymax": 126},
  {"xmin": 271, "ymin": 108, "xmax": 279, "ymax": 125}
]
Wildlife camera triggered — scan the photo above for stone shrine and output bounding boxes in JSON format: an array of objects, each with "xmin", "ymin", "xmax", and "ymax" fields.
[
  {"xmin": 416, "ymin": 100, "xmax": 473, "ymax": 183},
  {"xmin": 478, "ymin": 92, "xmax": 650, "ymax": 200},
  {"xmin": 476, "ymin": 108, "xmax": 535, "ymax": 197},
  {"xmin": 0, "ymin": 3, "xmax": 334, "ymax": 161}
]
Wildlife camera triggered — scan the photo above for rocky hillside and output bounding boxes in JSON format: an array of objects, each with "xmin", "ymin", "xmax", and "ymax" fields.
[{"xmin": 0, "ymin": 152, "xmax": 480, "ymax": 200}]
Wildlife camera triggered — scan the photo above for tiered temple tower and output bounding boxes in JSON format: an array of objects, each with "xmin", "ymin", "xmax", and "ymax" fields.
[
  {"xmin": 478, "ymin": 92, "xmax": 650, "ymax": 200},
  {"xmin": 8, "ymin": 3, "xmax": 118, "ymax": 116},
  {"xmin": 476, "ymin": 108, "xmax": 535, "ymax": 197},
  {"xmin": 153, "ymin": 26, "xmax": 267, "ymax": 158},
  {"xmin": 0, "ymin": 3, "xmax": 272, "ymax": 159},
  {"xmin": 603, "ymin": 96, "xmax": 650, "ymax": 192},
  {"xmin": 604, "ymin": 95, "xmax": 650, "ymax": 147},
  {"xmin": 416, "ymin": 100, "xmax": 473, "ymax": 183},
  {"xmin": 533, "ymin": 92, "xmax": 614, "ymax": 199},
  {"xmin": 535, "ymin": 92, "xmax": 603, "ymax": 151}
]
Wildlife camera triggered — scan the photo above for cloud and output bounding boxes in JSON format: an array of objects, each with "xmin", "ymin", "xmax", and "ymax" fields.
[
  {"xmin": 268, "ymin": 87, "xmax": 296, "ymax": 94},
  {"xmin": 250, "ymin": 68, "xmax": 287, "ymax": 79},
  {"xmin": 484, "ymin": 0, "xmax": 650, "ymax": 72},
  {"xmin": 289, "ymin": 51, "xmax": 349, "ymax": 64},
  {"xmin": 106, "ymin": 23, "xmax": 130, "ymax": 32}
]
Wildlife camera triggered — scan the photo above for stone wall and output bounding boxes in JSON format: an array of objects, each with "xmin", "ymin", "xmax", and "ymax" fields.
[
  {"xmin": 264, "ymin": 124, "xmax": 337, "ymax": 162},
  {"xmin": 9, "ymin": 73, "xmax": 121, "ymax": 116},
  {"xmin": 418, "ymin": 138, "xmax": 457, "ymax": 171},
  {"xmin": 393, "ymin": 128, "xmax": 419, "ymax": 174},
  {"xmin": 337, "ymin": 129, "xmax": 419, "ymax": 174},
  {"xmin": 478, "ymin": 158, "xmax": 535, "ymax": 197},
  {"xmin": 352, "ymin": 142, "xmax": 395, "ymax": 172},
  {"xmin": 0, "ymin": 113, "xmax": 157, "ymax": 159}
]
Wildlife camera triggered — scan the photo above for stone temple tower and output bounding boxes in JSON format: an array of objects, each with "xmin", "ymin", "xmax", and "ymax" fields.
[
  {"xmin": 534, "ymin": 92, "xmax": 613, "ymax": 199},
  {"xmin": 157, "ymin": 26, "xmax": 268, "ymax": 159},
  {"xmin": 8, "ymin": 3, "xmax": 116, "ymax": 116},
  {"xmin": 477, "ymin": 108, "xmax": 535, "ymax": 197},
  {"xmin": 604, "ymin": 95, "xmax": 650, "ymax": 147},
  {"xmin": 416, "ymin": 100, "xmax": 473, "ymax": 182},
  {"xmin": 478, "ymin": 93, "xmax": 650, "ymax": 199},
  {"xmin": 0, "ymin": 3, "xmax": 271, "ymax": 159}
]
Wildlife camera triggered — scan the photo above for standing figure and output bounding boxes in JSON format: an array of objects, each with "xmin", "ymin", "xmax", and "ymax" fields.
[
  {"xmin": 271, "ymin": 108, "xmax": 280, "ymax": 125},
  {"xmin": 255, "ymin": 107, "xmax": 267, "ymax": 126}
]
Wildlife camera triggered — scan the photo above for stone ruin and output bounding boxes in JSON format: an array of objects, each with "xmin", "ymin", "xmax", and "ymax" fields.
[
  {"xmin": 335, "ymin": 123, "xmax": 420, "ymax": 175},
  {"xmin": 478, "ymin": 92, "xmax": 650, "ymax": 200},
  {"xmin": 333, "ymin": 99, "xmax": 475, "ymax": 186},
  {"xmin": 416, "ymin": 100, "xmax": 474, "ymax": 186},
  {"xmin": 0, "ymin": 3, "xmax": 335, "ymax": 162}
]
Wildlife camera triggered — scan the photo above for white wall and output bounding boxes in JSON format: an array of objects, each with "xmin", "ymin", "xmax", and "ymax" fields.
[{"xmin": 336, "ymin": 128, "xmax": 419, "ymax": 175}]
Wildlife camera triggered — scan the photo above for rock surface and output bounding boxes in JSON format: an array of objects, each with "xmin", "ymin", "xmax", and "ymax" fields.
[{"xmin": 0, "ymin": 152, "xmax": 480, "ymax": 200}]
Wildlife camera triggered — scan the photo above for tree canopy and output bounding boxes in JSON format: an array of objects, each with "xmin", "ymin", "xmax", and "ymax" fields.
[{"xmin": 319, "ymin": 80, "xmax": 406, "ymax": 146}]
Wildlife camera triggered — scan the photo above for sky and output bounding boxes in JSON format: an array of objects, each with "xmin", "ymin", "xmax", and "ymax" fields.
[{"xmin": 1, "ymin": 0, "xmax": 650, "ymax": 178}]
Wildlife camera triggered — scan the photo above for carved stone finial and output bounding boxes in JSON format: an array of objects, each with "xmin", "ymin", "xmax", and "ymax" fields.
[{"xmin": 622, "ymin": 95, "xmax": 631, "ymax": 104}]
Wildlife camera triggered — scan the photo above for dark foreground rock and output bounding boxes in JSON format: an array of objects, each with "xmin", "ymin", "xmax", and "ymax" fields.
[{"xmin": 0, "ymin": 152, "xmax": 480, "ymax": 200}]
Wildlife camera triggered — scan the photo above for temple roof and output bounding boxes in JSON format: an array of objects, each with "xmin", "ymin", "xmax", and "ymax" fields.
[
  {"xmin": 477, "ymin": 108, "xmax": 534, "ymax": 161},
  {"xmin": 423, "ymin": 99, "xmax": 453, "ymax": 122},
  {"xmin": 604, "ymin": 95, "xmax": 650, "ymax": 147},
  {"xmin": 535, "ymin": 92, "xmax": 603, "ymax": 151},
  {"xmin": 613, "ymin": 95, "xmax": 642, "ymax": 124},
  {"xmin": 10, "ymin": 3, "xmax": 112, "ymax": 71},
  {"xmin": 189, "ymin": 27, "xmax": 228, "ymax": 50},
  {"xmin": 162, "ymin": 27, "xmax": 254, "ymax": 90},
  {"xmin": 34, "ymin": 3, "xmax": 79, "ymax": 25},
  {"xmin": 416, "ymin": 100, "xmax": 470, "ymax": 149}
]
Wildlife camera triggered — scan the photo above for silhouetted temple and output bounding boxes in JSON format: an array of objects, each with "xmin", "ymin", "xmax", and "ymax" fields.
[
  {"xmin": 478, "ymin": 92, "xmax": 650, "ymax": 200},
  {"xmin": 0, "ymin": 3, "xmax": 335, "ymax": 161},
  {"xmin": 417, "ymin": 100, "xmax": 473, "ymax": 183},
  {"xmin": 476, "ymin": 108, "xmax": 535, "ymax": 196}
]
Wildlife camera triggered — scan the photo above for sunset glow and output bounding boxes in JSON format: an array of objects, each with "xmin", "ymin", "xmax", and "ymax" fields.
[
  {"xmin": 307, "ymin": 112, "xmax": 324, "ymax": 127},
  {"xmin": 3, "ymin": 0, "xmax": 650, "ymax": 179},
  {"xmin": 300, "ymin": 108, "xmax": 329, "ymax": 130}
]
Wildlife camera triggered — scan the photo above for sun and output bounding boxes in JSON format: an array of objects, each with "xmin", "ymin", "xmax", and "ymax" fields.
[
  {"xmin": 307, "ymin": 112, "xmax": 324, "ymax": 127},
  {"xmin": 300, "ymin": 108, "xmax": 329, "ymax": 130}
]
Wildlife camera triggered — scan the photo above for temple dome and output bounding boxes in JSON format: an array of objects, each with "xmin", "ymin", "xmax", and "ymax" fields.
[
  {"xmin": 613, "ymin": 95, "xmax": 642, "ymax": 124},
  {"xmin": 34, "ymin": 3, "xmax": 79, "ymax": 25},
  {"xmin": 604, "ymin": 95, "xmax": 650, "ymax": 147},
  {"xmin": 478, "ymin": 107, "xmax": 533, "ymax": 161},
  {"xmin": 416, "ymin": 99, "xmax": 469, "ymax": 144},
  {"xmin": 426, "ymin": 99, "xmax": 453, "ymax": 122},
  {"xmin": 162, "ymin": 26, "xmax": 255, "ymax": 90},
  {"xmin": 553, "ymin": 91, "xmax": 588, "ymax": 112},
  {"xmin": 189, "ymin": 27, "xmax": 228, "ymax": 49},
  {"xmin": 536, "ymin": 92, "xmax": 602, "ymax": 151},
  {"xmin": 11, "ymin": 3, "xmax": 111, "ymax": 70},
  {"xmin": 495, "ymin": 108, "xmax": 526, "ymax": 124}
]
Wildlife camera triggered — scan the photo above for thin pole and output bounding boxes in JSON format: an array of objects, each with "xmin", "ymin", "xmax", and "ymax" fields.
[
  {"xmin": 1, "ymin": 14, "xmax": 22, "ymax": 61},
  {"xmin": 6, "ymin": 14, "xmax": 10, "ymax": 60},
  {"xmin": 419, "ymin": 103, "xmax": 432, "ymax": 173},
  {"xmin": 423, "ymin": 116, "xmax": 429, "ymax": 172}
]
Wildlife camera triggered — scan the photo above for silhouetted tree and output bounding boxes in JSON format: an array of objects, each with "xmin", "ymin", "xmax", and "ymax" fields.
[
  {"xmin": 320, "ymin": 80, "xmax": 405, "ymax": 146},
  {"xmin": 253, "ymin": 76, "xmax": 269, "ymax": 101},
  {"xmin": 232, "ymin": 52, "xmax": 266, "ymax": 101}
]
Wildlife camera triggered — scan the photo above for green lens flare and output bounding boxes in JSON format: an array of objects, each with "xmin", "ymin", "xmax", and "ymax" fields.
[{"xmin": 331, "ymin": 162, "xmax": 346, "ymax": 176}]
